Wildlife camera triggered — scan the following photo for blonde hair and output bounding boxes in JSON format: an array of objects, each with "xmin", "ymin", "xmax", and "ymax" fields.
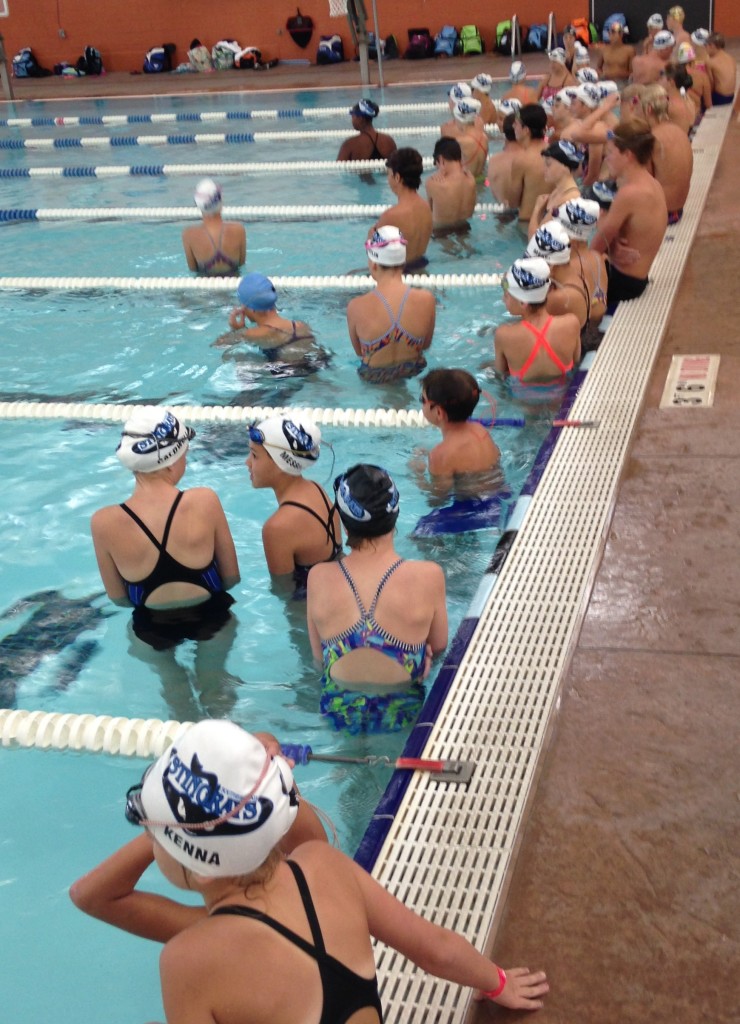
[{"xmin": 641, "ymin": 84, "xmax": 669, "ymax": 121}]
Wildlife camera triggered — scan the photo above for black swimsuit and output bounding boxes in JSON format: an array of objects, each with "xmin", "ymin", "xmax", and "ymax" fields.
[
  {"xmin": 211, "ymin": 861, "xmax": 383, "ymax": 1024},
  {"xmin": 280, "ymin": 482, "xmax": 343, "ymax": 597}
]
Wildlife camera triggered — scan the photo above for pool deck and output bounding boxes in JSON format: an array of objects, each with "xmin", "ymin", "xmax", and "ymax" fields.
[{"xmin": 8, "ymin": 49, "xmax": 740, "ymax": 1024}]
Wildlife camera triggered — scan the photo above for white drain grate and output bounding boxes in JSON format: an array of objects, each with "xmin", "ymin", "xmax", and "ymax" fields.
[{"xmin": 370, "ymin": 100, "xmax": 736, "ymax": 1022}]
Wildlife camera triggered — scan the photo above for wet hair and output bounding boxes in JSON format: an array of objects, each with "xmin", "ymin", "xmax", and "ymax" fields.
[
  {"xmin": 641, "ymin": 84, "xmax": 669, "ymax": 120},
  {"xmin": 421, "ymin": 369, "xmax": 481, "ymax": 422},
  {"xmin": 517, "ymin": 103, "xmax": 548, "ymax": 140},
  {"xmin": 665, "ymin": 64, "xmax": 693, "ymax": 91},
  {"xmin": 610, "ymin": 121, "xmax": 655, "ymax": 165},
  {"xmin": 433, "ymin": 136, "xmax": 462, "ymax": 163},
  {"xmin": 386, "ymin": 147, "xmax": 424, "ymax": 190},
  {"xmin": 708, "ymin": 32, "xmax": 725, "ymax": 49},
  {"xmin": 502, "ymin": 112, "xmax": 517, "ymax": 141}
]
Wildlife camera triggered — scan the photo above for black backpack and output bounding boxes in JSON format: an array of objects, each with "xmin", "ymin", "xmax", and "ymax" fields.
[{"xmin": 76, "ymin": 46, "xmax": 103, "ymax": 75}]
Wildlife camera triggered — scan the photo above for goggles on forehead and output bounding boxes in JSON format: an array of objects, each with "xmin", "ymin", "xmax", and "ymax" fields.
[{"xmin": 365, "ymin": 228, "xmax": 408, "ymax": 252}]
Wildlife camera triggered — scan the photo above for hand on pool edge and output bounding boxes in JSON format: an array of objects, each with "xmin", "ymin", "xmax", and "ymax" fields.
[{"xmin": 476, "ymin": 967, "xmax": 549, "ymax": 1011}]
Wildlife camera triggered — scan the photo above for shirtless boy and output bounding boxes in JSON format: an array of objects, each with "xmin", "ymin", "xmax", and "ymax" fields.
[
  {"xmin": 594, "ymin": 22, "xmax": 635, "ymax": 83},
  {"xmin": 706, "ymin": 33, "xmax": 737, "ymax": 106},
  {"xmin": 420, "ymin": 368, "xmax": 499, "ymax": 478},
  {"xmin": 372, "ymin": 148, "xmax": 433, "ymax": 271},
  {"xmin": 505, "ymin": 104, "xmax": 549, "ymax": 222},
  {"xmin": 426, "ymin": 137, "xmax": 477, "ymax": 232}
]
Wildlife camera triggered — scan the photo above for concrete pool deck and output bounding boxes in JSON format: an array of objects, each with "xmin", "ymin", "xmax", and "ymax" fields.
[{"xmin": 7, "ymin": 46, "xmax": 739, "ymax": 1024}]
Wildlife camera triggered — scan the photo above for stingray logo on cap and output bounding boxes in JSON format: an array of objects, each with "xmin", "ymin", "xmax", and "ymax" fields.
[
  {"xmin": 282, "ymin": 419, "xmax": 319, "ymax": 459},
  {"xmin": 161, "ymin": 746, "xmax": 274, "ymax": 839}
]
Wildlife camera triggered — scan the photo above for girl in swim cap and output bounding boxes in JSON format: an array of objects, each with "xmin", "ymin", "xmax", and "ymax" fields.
[{"xmin": 181, "ymin": 177, "xmax": 246, "ymax": 277}]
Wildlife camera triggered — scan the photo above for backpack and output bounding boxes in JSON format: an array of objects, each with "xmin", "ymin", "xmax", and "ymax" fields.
[
  {"xmin": 188, "ymin": 43, "xmax": 213, "ymax": 72},
  {"xmin": 570, "ymin": 17, "xmax": 594, "ymax": 46},
  {"xmin": 317, "ymin": 34, "xmax": 344, "ymax": 64},
  {"xmin": 212, "ymin": 41, "xmax": 240, "ymax": 70},
  {"xmin": 12, "ymin": 47, "xmax": 52, "ymax": 78},
  {"xmin": 495, "ymin": 20, "xmax": 512, "ymax": 54},
  {"xmin": 405, "ymin": 28, "xmax": 433, "ymax": 59},
  {"xmin": 459, "ymin": 25, "xmax": 483, "ymax": 55},
  {"xmin": 236, "ymin": 47, "xmax": 262, "ymax": 69},
  {"xmin": 602, "ymin": 13, "xmax": 628, "ymax": 42},
  {"xmin": 76, "ymin": 46, "xmax": 103, "ymax": 75},
  {"xmin": 434, "ymin": 25, "xmax": 459, "ymax": 58},
  {"xmin": 384, "ymin": 35, "xmax": 400, "ymax": 59},
  {"xmin": 366, "ymin": 33, "xmax": 383, "ymax": 61},
  {"xmin": 526, "ymin": 24, "xmax": 548, "ymax": 51},
  {"xmin": 144, "ymin": 47, "xmax": 169, "ymax": 73}
]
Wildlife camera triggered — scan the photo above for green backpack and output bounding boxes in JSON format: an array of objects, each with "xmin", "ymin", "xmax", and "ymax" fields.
[{"xmin": 460, "ymin": 25, "xmax": 483, "ymax": 55}]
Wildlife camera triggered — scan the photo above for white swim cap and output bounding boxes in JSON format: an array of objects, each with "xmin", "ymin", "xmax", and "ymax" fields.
[
  {"xmin": 505, "ymin": 257, "xmax": 551, "ymax": 304},
  {"xmin": 557, "ymin": 197, "xmax": 601, "ymax": 240},
  {"xmin": 116, "ymin": 407, "xmax": 194, "ymax": 473},
  {"xmin": 676, "ymin": 42, "xmax": 696, "ymax": 64},
  {"xmin": 365, "ymin": 225, "xmax": 407, "ymax": 267},
  {"xmin": 132, "ymin": 721, "xmax": 298, "ymax": 879},
  {"xmin": 647, "ymin": 13, "xmax": 663, "ymax": 29},
  {"xmin": 250, "ymin": 415, "xmax": 321, "ymax": 476},
  {"xmin": 691, "ymin": 28, "xmax": 709, "ymax": 47},
  {"xmin": 548, "ymin": 47, "xmax": 567, "ymax": 64},
  {"xmin": 576, "ymin": 67, "xmax": 600, "ymax": 84},
  {"xmin": 495, "ymin": 97, "xmax": 523, "ymax": 115},
  {"xmin": 452, "ymin": 97, "xmax": 481, "ymax": 123},
  {"xmin": 526, "ymin": 220, "xmax": 571, "ymax": 265},
  {"xmin": 653, "ymin": 30, "xmax": 675, "ymax": 51},
  {"xmin": 599, "ymin": 80, "xmax": 620, "ymax": 98},
  {"xmin": 575, "ymin": 83, "xmax": 601, "ymax": 109},
  {"xmin": 510, "ymin": 60, "xmax": 526, "ymax": 82},
  {"xmin": 449, "ymin": 82, "xmax": 472, "ymax": 102},
  {"xmin": 194, "ymin": 178, "xmax": 223, "ymax": 214},
  {"xmin": 471, "ymin": 72, "xmax": 493, "ymax": 94}
]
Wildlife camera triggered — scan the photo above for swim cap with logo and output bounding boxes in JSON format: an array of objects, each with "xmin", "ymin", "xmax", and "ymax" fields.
[
  {"xmin": 504, "ymin": 258, "xmax": 551, "ymax": 304},
  {"xmin": 691, "ymin": 28, "xmax": 709, "ymax": 47},
  {"xmin": 653, "ymin": 30, "xmax": 675, "ymax": 51},
  {"xmin": 333, "ymin": 464, "xmax": 400, "ymax": 538},
  {"xmin": 548, "ymin": 48, "xmax": 567, "ymax": 64},
  {"xmin": 575, "ymin": 83, "xmax": 601, "ymax": 109},
  {"xmin": 494, "ymin": 97, "xmax": 523, "ymax": 115},
  {"xmin": 647, "ymin": 13, "xmax": 663, "ymax": 29},
  {"xmin": 449, "ymin": 82, "xmax": 472, "ymax": 102},
  {"xmin": 557, "ymin": 197, "xmax": 601, "ymax": 239},
  {"xmin": 471, "ymin": 72, "xmax": 493, "ymax": 93},
  {"xmin": 350, "ymin": 98, "xmax": 379, "ymax": 119},
  {"xmin": 676, "ymin": 42, "xmax": 696, "ymax": 64},
  {"xmin": 576, "ymin": 67, "xmax": 600, "ymax": 84},
  {"xmin": 452, "ymin": 98, "xmax": 481, "ymax": 123},
  {"xmin": 132, "ymin": 720, "xmax": 298, "ymax": 878},
  {"xmin": 116, "ymin": 408, "xmax": 195, "ymax": 473},
  {"xmin": 526, "ymin": 220, "xmax": 571, "ymax": 265},
  {"xmin": 194, "ymin": 178, "xmax": 223, "ymax": 215},
  {"xmin": 250, "ymin": 415, "xmax": 321, "ymax": 476},
  {"xmin": 510, "ymin": 60, "xmax": 526, "ymax": 82},
  {"xmin": 542, "ymin": 139, "xmax": 584, "ymax": 169},
  {"xmin": 365, "ymin": 226, "xmax": 407, "ymax": 267}
]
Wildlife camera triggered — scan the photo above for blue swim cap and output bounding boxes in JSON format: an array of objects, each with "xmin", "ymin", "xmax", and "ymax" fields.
[{"xmin": 237, "ymin": 272, "xmax": 277, "ymax": 311}]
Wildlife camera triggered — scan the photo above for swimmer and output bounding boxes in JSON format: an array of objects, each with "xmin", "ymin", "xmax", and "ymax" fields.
[
  {"xmin": 495, "ymin": 257, "xmax": 582, "ymax": 397},
  {"xmin": 593, "ymin": 22, "xmax": 635, "ymax": 84},
  {"xmin": 420, "ymin": 368, "xmax": 500, "ymax": 478},
  {"xmin": 371, "ymin": 148, "xmax": 433, "ymax": 272},
  {"xmin": 662, "ymin": 64, "xmax": 698, "ymax": 134},
  {"xmin": 216, "ymin": 272, "xmax": 328, "ymax": 375},
  {"xmin": 347, "ymin": 226, "xmax": 435, "ymax": 384},
  {"xmin": 640, "ymin": 84, "xmax": 693, "ymax": 221},
  {"xmin": 505, "ymin": 104, "xmax": 550, "ymax": 222},
  {"xmin": 537, "ymin": 48, "xmax": 576, "ymax": 103},
  {"xmin": 440, "ymin": 81, "xmax": 475, "ymax": 139},
  {"xmin": 182, "ymin": 178, "xmax": 246, "ymax": 277},
  {"xmin": 680, "ymin": 38, "xmax": 712, "ymax": 114},
  {"xmin": 487, "ymin": 112, "xmax": 519, "ymax": 208},
  {"xmin": 91, "ymin": 408, "xmax": 241, "ymax": 717},
  {"xmin": 666, "ymin": 5, "xmax": 692, "ymax": 53},
  {"xmin": 502, "ymin": 61, "xmax": 538, "ymax": 108},
  {"xmin": 72, "ymin": 718, "xmax": 548, "ymax": 1019},
  {"xmin": 307, "ymin": 464, "xmax": 448, "ymax": 734},
  {"xmin": 470, "ymin": 72, "xmax": 497, "ymax": 126},
  {"xmin": 447, "ymin": 98, "xmax": 489, "ymax": 181},
  {"xmin": 246, "ymin": 415, "xmax": 342, "ymax": 596},
  {"xmin": 639, "ymin": 13, "xmax": 663, "ymax": 55},
  {"xmin": 591, "ymin": 122, "xmax": 667, "ymax": 312},
  {"xmin": 527, "ymin": 139, "xmax": 584, "ymax": 237},
  {"xmin": 705, "ymin": 33, "xmax": 736, "ymax": 106},
  {"xmin": 425, "ymin": 137, "xmax": 477, "ymax": 232},
  {"xmin": 632, "ymin": 30, "xmax": 675, "ymax": 85},
  {"xmin": 555, "ymin": 198, "xmax": 608, "ymax": 350},
  {"xmin": 337, "ymin": 98, "xmax": 397, "ymax": 162}
]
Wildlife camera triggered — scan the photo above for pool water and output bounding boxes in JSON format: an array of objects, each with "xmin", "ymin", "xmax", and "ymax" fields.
[{"xmin": 0, "ymin": 81, "xmax": 566, "ymax": 1024}]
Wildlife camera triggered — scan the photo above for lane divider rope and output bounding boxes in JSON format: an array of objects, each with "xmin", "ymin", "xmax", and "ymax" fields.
[
  {"xmin": 0, "ymin": 201, "xmax": 504, "ymax": 223},
  {"xmin": 0, "ymin": 157, "xmax": 437, "ymax": 179},
  {"xmin": 0, "ymin": 123, "xmax": 497, "ymax": 150},
  {"xmin": 0, "ymin": 272, "xmax": 501, "ymax": 291},
  {"xmin": 0, "ymin": 101, "xmax": 450, "ymax": 129}
]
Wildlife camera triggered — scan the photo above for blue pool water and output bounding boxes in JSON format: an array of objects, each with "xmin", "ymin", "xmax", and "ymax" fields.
[{"xmin": 0, "ymin": 81, "xmax": 566, "ymax": 1024}]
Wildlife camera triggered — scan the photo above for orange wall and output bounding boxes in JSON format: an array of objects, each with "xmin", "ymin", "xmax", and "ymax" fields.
[{"xmin": 2, "ymin": 1, "xmax": 739, "ymax": 72}]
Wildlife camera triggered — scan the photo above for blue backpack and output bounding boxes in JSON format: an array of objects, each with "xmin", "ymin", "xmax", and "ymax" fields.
[
  {"xmin": 143, "ymin": 47, "xmax": 169, "ymax": 73},
  {"xmin": 317, "ymin": 34, "xmax": 344, "ymax": 64},
  {"xmin": 602, "ymin": 13, "xmax": 628, "ymax": 42},
  {"xmin": 527, "ymin": 24, "xmax": 548, "ymax": 51},
  {"xmin": 434, "ymin": 25, "xmax": 459, "ymax": 57},
  {"xmin": 12, "ymin": 47, "xmax": 51, "ymax": 78}
]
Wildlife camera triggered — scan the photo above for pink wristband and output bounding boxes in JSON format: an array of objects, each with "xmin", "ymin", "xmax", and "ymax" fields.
[{"xmin": 481, "ymin": 967, "xmax": 507, "ymax": 1000}]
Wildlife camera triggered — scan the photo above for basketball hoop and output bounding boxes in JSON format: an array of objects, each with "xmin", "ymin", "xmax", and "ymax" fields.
[{"xmin": 328, "ymin": 0, "xmax": 347, "ymax": 17}]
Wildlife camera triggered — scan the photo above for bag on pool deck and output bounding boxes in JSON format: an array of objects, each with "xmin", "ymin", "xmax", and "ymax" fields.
[
  {"xmin": 12, "ymin": 47, "xmax": 52, "ymax": 78},
  {"xmin": 405, "ymin": 28, "xmax": 433, "ymax": 59},
  {"xmin": 188, "ymin": 40, "xmax": 214, "ymax": 72},
  {"xmin": 76, "ymin": 45, "xmax": 104, "ymax": 75},
  {"xmin": 212, "ymin": 40, "xmax": 241, "ymax": 70},
  {"xmin": 236, "ymin": 46, "xmax": 263, "ymax": 69},
  {"xmin": 317, "ymin": 34, "xmax": 345, "ymax": 64},
  {"xmin": 459, "ymin": 25, "xmax": 484, "ymax": 56},
  {"xmin": 434, "ymin": 25, "xmax": 459, "ymax": 57},
  {"xmin": 526, "ymin": 24, "xmax": 548, "ymax": 52},
  {"xmin": 495, "ymin": 20, "xmax": 512, "ymax": 54}
]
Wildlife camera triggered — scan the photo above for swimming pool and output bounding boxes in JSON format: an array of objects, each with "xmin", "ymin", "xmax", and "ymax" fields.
[{"xmin": 0, "ymin": 81, "xmax": 570, "ymax": 1024}]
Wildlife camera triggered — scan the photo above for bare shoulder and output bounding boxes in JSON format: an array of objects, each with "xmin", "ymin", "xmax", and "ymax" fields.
[
  {"xmin": 182, "ymin": 486, "xmax": 223, "ymax": 508},
  {"xmin": 90, "ymin": 503, "xmax": 118, "ymax": 531}
]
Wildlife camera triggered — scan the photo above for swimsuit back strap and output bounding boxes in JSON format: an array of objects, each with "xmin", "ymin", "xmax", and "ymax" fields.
[
  {"xmin": 210, "ymin": 902, "xmax": 321, "ymax": 962},
  {"xmin": 368, "ymin": 558, "xmax": 404, "ymax": 618},
  {"xmin": 338, "ymin": 560, "xmax": 368, "ymax": 619},
  {"xmin": 118, "ymin": 490, "xmax": 183, "ymax": 553},
  {"xmin": 395, "ymin": 286, "xmax": 412, "ymax": 322},
  {"xmin": 285, "ymin": 860, "xmax": 327, "ymax": 953},
  {"xmin": 373, "ymin": 289, "xmax": 395, "ymax": 323},
  {"xmin": 280, "ymin": 484, "xmax": 334, "ymax": 544},
  {"xmin": 517, "ymin": 317, "xmax": 553, "ymax": 379}
]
